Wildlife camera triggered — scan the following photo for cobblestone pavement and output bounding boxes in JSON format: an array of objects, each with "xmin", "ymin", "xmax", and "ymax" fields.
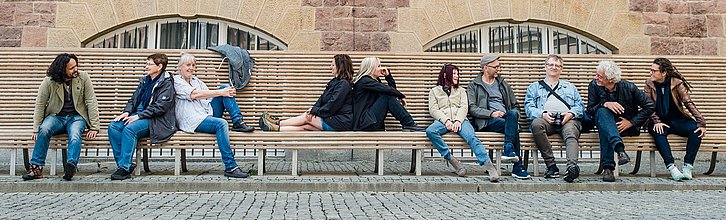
[{"xmin": 0, "ymin": 190, "xmax": 723, "ymax": 219}]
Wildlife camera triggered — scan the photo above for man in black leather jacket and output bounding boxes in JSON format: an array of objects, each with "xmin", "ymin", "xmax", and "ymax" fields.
[{"xmin": 587, "ymin": 61, "xmax": 654, "ymax": 182}]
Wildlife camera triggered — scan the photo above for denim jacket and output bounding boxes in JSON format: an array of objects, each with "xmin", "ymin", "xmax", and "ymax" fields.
[{"xmin": 524, "ymin": 79, "xmax": 585, "ymax": 121}]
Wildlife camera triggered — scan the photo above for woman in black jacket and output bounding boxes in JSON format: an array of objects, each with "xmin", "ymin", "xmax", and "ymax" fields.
[
  {"xmin": 259, "ymin": 54, "xmax": 354, "ymax": 131},
  {"xmin": 351, "ymin": 56, "xmax": 424, "ymax": 131}
]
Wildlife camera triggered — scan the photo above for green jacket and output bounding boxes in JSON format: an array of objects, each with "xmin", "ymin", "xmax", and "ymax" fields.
[{"xmin": 33, "ymin": 72, "xmax": 100, "ymax": 132}]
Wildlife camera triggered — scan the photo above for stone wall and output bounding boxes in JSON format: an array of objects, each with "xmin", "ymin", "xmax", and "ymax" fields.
[
  {"xmin": 631, "ymin": 0, "xmax": 726, "ymax": 55},
  {"xmin": 1, "ymin": 0, "xmax": 726, "ymax": 56}
]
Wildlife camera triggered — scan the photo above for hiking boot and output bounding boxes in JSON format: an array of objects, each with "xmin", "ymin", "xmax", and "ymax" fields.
[
  {"xmin": 402, "ymin": 125, "xmax": 426, "ymax": 132},
  {"xmin": 511, "ymin": 163, "xmax": 531, "ymax": 179},
  {"xmin": 110, "ymin": 165, "xmax": 133, "ymax": 180},
  {"xmin": 564, "ymin": 164, "xmax": 580, "ymax": 183},
  {"xmin": 224, "ymin": 167, "xmax": 250, "ymax": 178},
  {"xmin": 602, "ymin": 169, "xmax": 615, "ymax": 182},
  {"xmin": 231, "ymin": 121, "xmax": 254, "ymax": 132},
  {"xmin": 667, "ymin": 164, "xmax": 684, "ymax": 181},
  {"xmin": 22, "ymin": 164, "xmax": 43, "ymax": 181},
  {"xmin": 681, "ymin": 164, "xmax": 694, "ymax": 180},
  {"xmin": 501, "ymin": 143, "xmax": 519, "ymax": 162},
  {"xmin": 259, "ymin": 115, "xmax": 279, "ymax": 131},
  {"xmin": 544, "ymin": 165, "xmax": 560, "ymax": 178},
  {"xmin": 617, "ymin": 152, "xmax": 630, "ymax": 165},
  {"xmin": 262, "ymin": 112, "xmax": 280, "ymax": 125},
  {"xmin": 447, "ymin": 157, "xmax": 467, "ymax": 177},
  {"xmin": 62, "ymin": 162, "xmax": 77, "ymax": 181},
  {"xmin": 482, "ymin": 161, "xmax": 499, "ymax": 182}
]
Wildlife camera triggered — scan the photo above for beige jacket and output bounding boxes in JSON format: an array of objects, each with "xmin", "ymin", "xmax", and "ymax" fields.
[
  {"xmin": 33, "ymin": 72, "xmax": 100, "ymax": 132},
  {"xmin": 428, "ymin": 86, "xmax": 468, "ymax": 123}
]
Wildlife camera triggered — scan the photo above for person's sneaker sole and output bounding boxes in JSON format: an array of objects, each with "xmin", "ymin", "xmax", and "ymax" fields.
[
  {"xmin": 511, "ymin": 173, "xmax": 531, "ymax": 179},
  {"xmin": 544, "ymin": 173, "xmax": 559, "ymax": 178},
  {"xmin": 564, "ymin": 165, "xmax": 580, "ymax": 183},
  {"xmin": 63, "ymin": 162, "xmax": 76, "ymax": 181},
  {"xmin": 501, "ymin": 155, "xmax": 520, "ymax": 162}
]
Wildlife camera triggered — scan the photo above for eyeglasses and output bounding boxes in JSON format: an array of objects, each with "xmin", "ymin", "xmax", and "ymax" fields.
[
  {"xmin": 545, "ymin": 63, "xmax": 563, "ymax": 69},
  {"xmin": 486, "ymin": 64, "xmax": 501, "ymax": 69},
  {"xmin": 649, "ymin": 68, "xmax": 660, "ymax": 73}
]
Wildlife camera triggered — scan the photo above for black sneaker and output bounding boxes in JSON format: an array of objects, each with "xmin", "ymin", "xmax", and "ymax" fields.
[
  {"xmin": 544, "ymin": 165, "xmax": 559, "ymax": 178},
  {"xmin": 224, "ymin": 167, "xmax": 249, "ymax": 178},
  {"xmin": 22, "ymin": 164, "xmax": 44, "ymax": 181},
  {"xmin": 564, "ymin": 164, "xmax": 580, "ymax": 183},
  {"xmin": 402, "ymin": 125, "xmax": 425, "ymax": 132},
  {"xmin": 110, "ymin": 168, "xmax": 131, "ymax": 180},
  {"xmin": 62, "ymin": 162, "xmax": 77, "ymax": 181},
  {"xmin": 618, "ymin": 152, "xmax": 630, "ymax": 165},
  {"xmin": 232, "ymin": 121, "xmax": 254, "ymax": 132}
]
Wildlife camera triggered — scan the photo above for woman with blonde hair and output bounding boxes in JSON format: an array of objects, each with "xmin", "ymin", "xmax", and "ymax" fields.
[{"xmin": 352, "ymin": 57, "xmax": 424, "ymax": 131}]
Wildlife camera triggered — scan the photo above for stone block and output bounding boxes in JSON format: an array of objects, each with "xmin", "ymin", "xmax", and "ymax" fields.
[
  {"xmin": 0, "ymin": 4, "xmax": 13, "ymax": 26},
  {"xmin": 468, "ymin": 0, "xmax": 491, "ymax": 22},
  {"xmin": 529, "ymin": 0, "xmax": 550, "ymax": 20},
  {"xmin": 370, "ymin": 32, "xmax": 390, "ymax": 51},
  {"xmin": 38, "ymin": 14, "xmax": 54, "ymax": 28},
  {"xmin": 644, "ymin": 24, "xmax": 668, "ymax": 37},
  {"xmin": 324, "ymin": 0, "xmax": 340, "ymax": 7},
  {"xmin": 380, "ymin": 8, "xmax": 396, "ymax": 31},
  {"xmin": 110, "ymin": 0, "xmax": 138, "ymax": 23},
  {"xmin": 255, "ymin": 1, "xmax": 290, "ymax": 33},
  {"xmin": 650, "ymin": 37, "xmax": 683, "ymax": 55},
  {"xmin": 321, "ymin": 31, "xmax": 354, "ymax": 51},
  {"xmin": 273, "ymin": 7, "xmax": 304, "ymax": 43},
  {"xmin": 177, "ymin": 0, "xmax": 198, "ymax": 16},
  {"xmin": 668, "ymin": 15, "xmax": 706, "ymax": 38},
  {"xmin": 353, "ymin": 32, "xmax": 371, "ymax": 50},
  {"xmin": 156, "ymin": 0, "xmax": 178, "ymax": 15},
  {"xmin": 368, "ymin": 0, "xmax": 386, "ymax": 8},
  {"xmin": 689, "ymin": 1, "xmax": 715, "ymax": 15},
  {"xmin": 238, "ymin": 0, "xmax": 263, "ymax": 25},
  {"xmin": 0, "ymin": 27, "xmax": 22, "ymax": 40},
  {"xmin": 642, "ymin": 12, "xmax": 668, "ymax": 25},
  {"xmin": 76, "ymin": 0, "xmax": 117, "ymax": 31},
  {"xmin": 628, "ymin": 0, "xmax": 657, "ymax": 12},
  {"xmin": 288, "ymin": 32, "xmax": 320, "ymax": 51},
  {"xmin": 398, "ymin": 8, "xmax": 436, "ymax": 44},
  {"xmin": 0, "ymin": 40, "xmax": 21, "ymax": 47},
  {"xmin": 385, "ymin": 0, "xmax": 409, "ymax": 7},
  {"xmin": 587, "ymin": 0, "xmax": 619, "ymax": 38},
  {"xmin": 135, "ymin": 0, "xmax": 157, "ymax": 18},
  {"xmin": 353, "ymin": 7, "xmax": 379, "ymax": 18},
  {"xmin": 617, "ymin": 36, "xmax": 650, "ymax": 55},
  {"xmin": 315, "ymin": 7, "xmax": 334, "ymax": 30},
  {"xmin": 718, "ymin": 0, "xmax": 726, "ymax": 13},
  {"xmin": 607, "ymin": 12, "xmax": 644, "ymax": 48},
  {"xmin": 21, "ymin": 27, "xmax": 47, "ymax": 47},
  {"xmin": 355, "ymin": 18, "xmax": 379, "ymax": 32},
  {"xmin": 56, "ymin": 3, "xmax": 97, "ymax": 41},
  {"xmin": 303, "ymin": 0, "xmax": 323, "ymax": 7},
  {"xmin": 706, "ymin": 15, "xmax": 724, "ymax": 38},
  {"xmin": 198, "ymin": 0, "xmax": 220, "ymax": 15},
  {"xmin": 447, "ymin": 0, "xmax": 473, "ymax": 28},
  {"xmin": 683, "ymin": 39, "xmax": 703, "ymax": 55},
  {"xmin": 702, "ymin": 39, "xmax": 718, "ymax": 55},
  {"xmin": 719, "ymin": 38, "xmax": 726, "ymax": 56},
  {"xmin": 345, "ymin": 0, "xmax": 367, "ymax": 7},
  {"xmin": 34, "ymin": 2, "xmax": 56, "ymax": 14},
  {"xmin": 47, "ymin": 28, "xmax": 80, "ymax": 48},
  {"xmin": 568, "ymin": 0, "xmax": 596, "ymax": 30},
  {"xmin": 389, "ymin": 32, "xmax": 421, "ymax": 52},
  {"xmin": 332, "ymin": 18, "xmax": 354, "ymax": 31},
  {"xmin": 16, "ymin": 13, "xmax": 40, "ymax": 26},
  {"xmin": 489, "ymin": 0, "xmax": 511, "ymax": 19},
  {"xmin": 301, "ymin": 6, "xmax": 316, "ymax": 31},
  {"xmin": 333, "ymin": 6, "xmax": 353, "ymax": 18},
  {"xmin": 511, "ymin": 0, "xmax": 529, "ymax": 21},
  {"xmin": 423, "ymin": 0, "xmax": 454, "ymax": 34},
  {"xmin": 15, "ymin": 3, "xmax": 33, "ymax": 15},
  {"xmin": 549, "ymin": 0, "xmax": 570, "ymax": 23},
  {"xmin": 658, "ymin": 1, "xmax": 688, "ymax": 14}
]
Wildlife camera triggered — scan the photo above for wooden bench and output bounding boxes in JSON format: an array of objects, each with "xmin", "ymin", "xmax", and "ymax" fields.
[{"xmin": 0, "ymin": 48, "xmax": 724, "ymax": 177}]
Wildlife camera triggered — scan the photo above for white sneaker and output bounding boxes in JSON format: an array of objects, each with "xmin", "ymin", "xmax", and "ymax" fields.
[
  {"xmin": 682, "ymin": 164, "xmax": 694, "ymax": 180},
  {"xmin": 667, "ymin": 164, "xmax": 684, "ymax": 181}
]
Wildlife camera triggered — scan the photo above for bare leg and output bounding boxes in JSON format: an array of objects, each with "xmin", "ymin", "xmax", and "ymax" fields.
[
  {"xmin": 279, "ymin": 114, "xmax": 324, "ymax": 131},
  {"xmin": 280, "ymin": 114, "xmax": 308, "ymax": 126}
]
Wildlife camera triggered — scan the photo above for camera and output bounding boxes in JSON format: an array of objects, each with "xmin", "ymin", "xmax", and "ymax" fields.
[{"xmin": 550, "ymin": 112, "xmax": 564, "ymax": 126}]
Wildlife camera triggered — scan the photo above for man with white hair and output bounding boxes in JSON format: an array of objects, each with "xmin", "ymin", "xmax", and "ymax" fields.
[{"xmin": 587, "ymin": 61, "xmax": 654, "ymax": 182}]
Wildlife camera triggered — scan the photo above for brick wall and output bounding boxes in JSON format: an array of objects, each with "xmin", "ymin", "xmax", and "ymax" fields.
[{"xmin": 0, "ymin": 1, "xmax": 59, "ymax": 47}]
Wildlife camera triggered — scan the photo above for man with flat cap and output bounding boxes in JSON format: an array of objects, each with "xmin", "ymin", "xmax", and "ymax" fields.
[{"xmin": 467, "ymin": 55, "xmax": 530, "ymax": 179}]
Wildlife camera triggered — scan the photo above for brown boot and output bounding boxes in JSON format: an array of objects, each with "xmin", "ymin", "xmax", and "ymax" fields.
[
  {"xmin": 482, "ymin": 161, "xmax": 499, "ymax": 182},
  {"xmin": 262, "ymin": 112, "xmax": 280, "ymax": 125},
  {"xmin": 259, "ymin": 114, "xmax": 280, "ymax": 131},
  {"xmin": 447, "ymin": 157, "xmax": 467, "ymax": 177},
  {"xmin": 22, "ymin": 164, "xmax": 44, "ymax": 181}
]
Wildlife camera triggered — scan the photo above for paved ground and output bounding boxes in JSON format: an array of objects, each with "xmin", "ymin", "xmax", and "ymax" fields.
[{"xmin": 1, "ymin": 190, "xmax": 723, "ymax": 219}]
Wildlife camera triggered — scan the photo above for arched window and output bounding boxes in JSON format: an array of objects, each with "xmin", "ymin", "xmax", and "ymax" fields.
[
  {"xmin": 425, "ymin": 22, "xmax": 612, "ymax": 54},
  {"xmin": 85, "ymin": 17, "xmax": 287, "ymax": 50}
]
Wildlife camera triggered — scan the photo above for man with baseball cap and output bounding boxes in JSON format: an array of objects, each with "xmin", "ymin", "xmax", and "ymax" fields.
[{"xmin": 467, "ymin": 55, "xmax": 530, "ymax": 179}]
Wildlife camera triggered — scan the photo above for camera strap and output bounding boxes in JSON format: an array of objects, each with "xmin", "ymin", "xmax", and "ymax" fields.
[{"xmin": 538, "ymin": 80, "xmax": 571, "ymax": 109}]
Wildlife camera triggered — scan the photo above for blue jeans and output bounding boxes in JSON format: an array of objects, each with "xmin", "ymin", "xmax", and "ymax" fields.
[
  {"xmin": 320, "ymin": 118, "xmax": 335, "ymax": 131},
  {"xmin": 427, "ymin": 120, "xmax": 490, "ymax": 165},
  {"xmin": 108, "ymin": 118, "xmax": 149, "ymax": 172},
  {"xmin": 477, "ymin": 109, "xmax": 523, "ymax": 169},
  {"xmin": 594, "ymin": 108, "xmax": 627, "ymax": 170},
  {"xmin": 648, "ymin": 118, "xmax": 702, "ymax": 167},
  {"xmin": 211, "ymin": 84, "xmax": 244, "ymax": 124},
  {"xmin": 31, "ymin": 115, "xmax": 86, "ymax": 166},
  {"xmin": 367, "ymin": 94, "xmax": 416, "ymax": 130},
  {"xmin": 195, "ymin": 116, "xmax": 238, "ymax": 170}
]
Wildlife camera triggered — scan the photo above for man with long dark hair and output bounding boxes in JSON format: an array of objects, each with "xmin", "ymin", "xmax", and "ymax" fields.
[{"xmin": 24, "ymin": 53, "xmax": 100, "ymax": 181}]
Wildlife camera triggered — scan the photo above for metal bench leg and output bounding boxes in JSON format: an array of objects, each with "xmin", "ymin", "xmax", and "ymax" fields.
[
  {"xmin": 522, "ymin": 150, "xmax": 529, "ymax": 171},
  {"xmin": 181, "ymin": 149, "xmax": 188, "ymax": 173},
  {"xmin": 257, "ymin": 149, "xmax": 264, "ymax": 176},
  {"xmin": 23, "ymin": 149, "xmax": 30, "ymax": 171},
  {"xmin": 135, "ymin": 148, "xmax": 141, "ymax": 176},
  {"xmin": 61, "ymin": 149, "xmax": 67, "ymax": 166},
  {"xmin": 415, "ymin": 149, "xmax": 422, "ymax": 176},
  {"xmin": 10, "ymin": 149, "xmax": 17, "ymax": 176},
  {"xmin": 704, "ymin": 151, "xmax": 717, "ymax": 175},
  {"xmin": 650, "ymin": 151, "xmax": 655, "ymax": 177},
  {"xmin": 377, "ymin": 150, "xmax": 384, "ymax": 176},
  {"xmin": 50, "ymin": 149, "xmax": 57, "ymax": 176},
  {"xmin": 495, "ymin": 148, "xmax": 501, "ymax": 176},
  {"xmin": 374, "ymin": 149, "xmax": 380, "ymax": 173},
  {"xmin": 630, "ymin": 148, "xmax": 642, "ymax": 175},
  {"xmin": 142, "ymin": 149, "xmax": 150, "ymax": 173},
  {"xmin": 533, "ymin": 150, "xmax": 539, "ymax": 177},
  {"xmin": 408, "ymin": 149, "xmax": 416, "ymax": 174},
  {"xmin": 291, "ymin": 150, "xmax": 298, "ymax": 176},
  {"xmin": 174, "ymin": 149, "xmax": 181, "ymax": 175}
]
